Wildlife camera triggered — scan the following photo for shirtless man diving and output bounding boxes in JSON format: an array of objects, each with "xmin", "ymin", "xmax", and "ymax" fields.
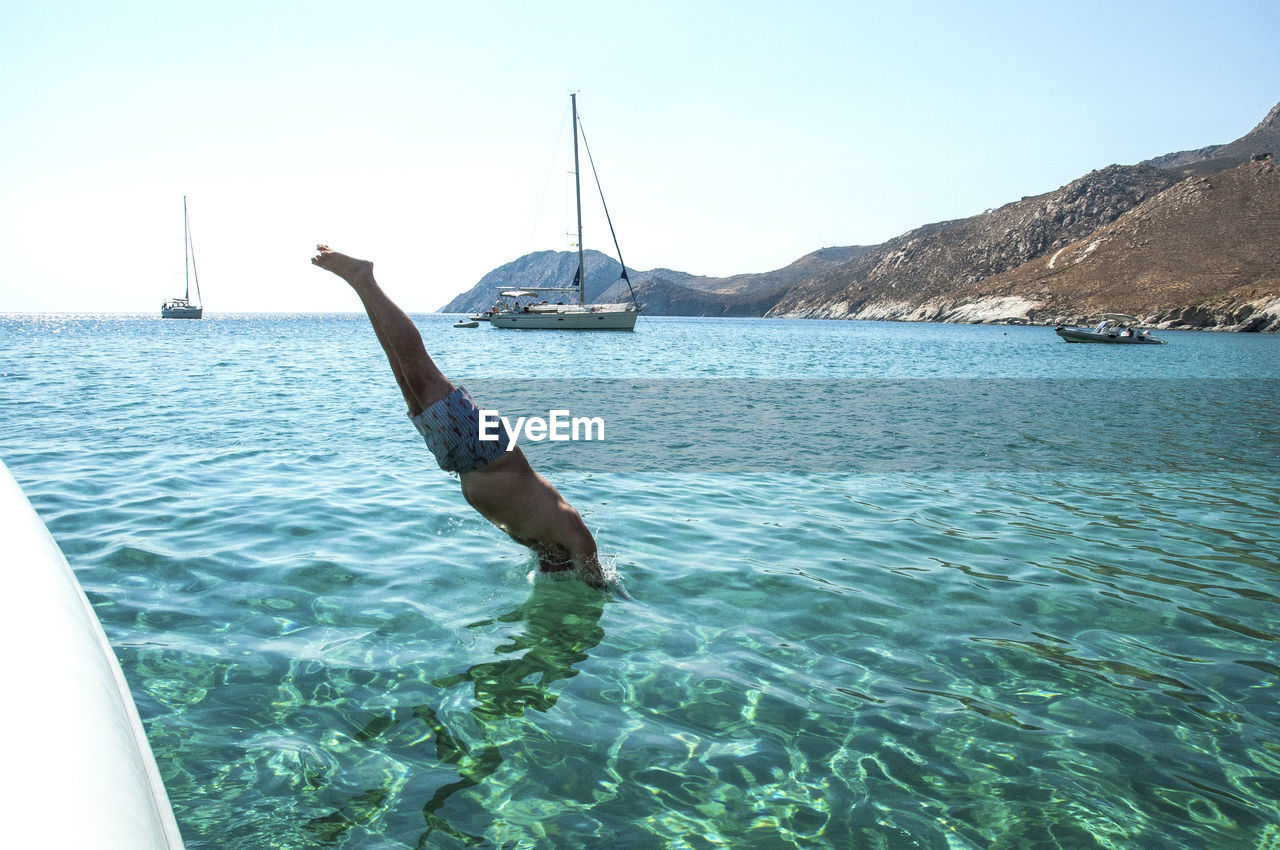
[{"xmin": 311, "ymin": 245, "xmax": 605, "ymax": 588}]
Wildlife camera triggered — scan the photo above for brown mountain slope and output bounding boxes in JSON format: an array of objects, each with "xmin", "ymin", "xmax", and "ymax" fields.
[
  {"xmin": 766, "ymin": 164, "xmax": 1179, "ymax": 320},
  {"xmin": 595, "ymin": 245, "xmax": 872, "ymax": 313},
  {"xmin": 945, "ymin": 155, "xmax": 1280, "ymax": 330},
  {"xmin": 1145, "ymin": 101, "xmax": 1280, "ymax": 177}
]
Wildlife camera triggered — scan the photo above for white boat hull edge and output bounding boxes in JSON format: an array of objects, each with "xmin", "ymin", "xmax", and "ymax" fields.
[
  {"xmin": 490, "ymin": 309, "xmax": 639, "ymax": 330},
  {"xmin": 0, "ymin": 460, "xmax": 185, "ymax": 850}
]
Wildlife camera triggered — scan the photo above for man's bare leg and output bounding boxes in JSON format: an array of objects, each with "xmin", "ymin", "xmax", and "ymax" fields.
[{"xmin": 311, "ymin": 245, "xmax": 449, "ymax": 416}]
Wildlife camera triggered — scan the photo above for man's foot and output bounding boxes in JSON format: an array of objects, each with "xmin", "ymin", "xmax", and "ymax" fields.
[{"xmin": 311, "ymin": 244, "xmax": 375, "ymax": 287}]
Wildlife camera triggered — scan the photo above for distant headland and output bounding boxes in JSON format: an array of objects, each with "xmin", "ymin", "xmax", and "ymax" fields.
[{"xmin": 443, "ymin": 100, "xmax": 1280, "ymax": 332}]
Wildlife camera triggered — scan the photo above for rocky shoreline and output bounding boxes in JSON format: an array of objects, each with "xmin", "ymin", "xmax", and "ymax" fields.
[{"xmin": 812, "ymin": 298, "xmax": 1280, "ymax": 333}]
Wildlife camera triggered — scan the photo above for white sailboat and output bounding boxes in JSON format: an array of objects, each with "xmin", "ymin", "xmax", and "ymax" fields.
[
  {"xmin": 489, "ymin": 94, "xmax": 641, "ymax": 330},
  {"xmin": 161, "ymin": 196, "xmax": 203, "ymax": 319}
]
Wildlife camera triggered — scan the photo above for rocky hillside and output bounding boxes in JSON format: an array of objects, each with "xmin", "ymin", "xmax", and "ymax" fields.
[
  {"xmin": 442, "ymin": 245, "xmax": 871, "ymax": 317},
  {"xmin": 595, "ymin": 245, "xmax": 873, "ymax": 316},
  {"xmin": 945, "ymin": 155, "xmax": 1280, "ymax": 331},
  {"xmin": 443, "ymin": 100, "xmax": 1280, "ymax": 330},
  {"xmin": 765, "ymin": 164, "xmax": 1179, "ymax": 321},
  {"xmin": 440, "ymin": 250, "xmax": 635, "ymax": 314},
  {"xmin": 1144, "ymin": 100, "xmax": 1280, "ymax": 177}
]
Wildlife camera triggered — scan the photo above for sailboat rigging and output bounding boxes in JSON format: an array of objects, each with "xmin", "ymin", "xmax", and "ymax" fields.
[
  {"xmin": 161, "ymin": 196, "xmax": 203, "ymax": 319},
  {"xmin": 488, "ymin": 93, "xmax": 641, "ymax": 330}
]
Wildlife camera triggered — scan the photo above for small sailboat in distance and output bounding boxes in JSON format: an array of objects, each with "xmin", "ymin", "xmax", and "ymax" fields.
[{"xmin": 161, "ymin": 196, "xmax": 203, "ymax": 319}]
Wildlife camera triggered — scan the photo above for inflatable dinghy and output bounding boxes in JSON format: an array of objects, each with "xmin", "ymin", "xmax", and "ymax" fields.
[{"xmin": 0, "ymin": 460, "xmax": 185, "ymax": 849}]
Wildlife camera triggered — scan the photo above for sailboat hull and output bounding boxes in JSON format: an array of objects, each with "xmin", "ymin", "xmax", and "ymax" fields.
[
  {"xmin": 161, "ymin": 305, "xmax": 202, "ymax": 319},
  {"xmin": 490, "ymin": 309, "xmax": 638, "ymax": 330}
]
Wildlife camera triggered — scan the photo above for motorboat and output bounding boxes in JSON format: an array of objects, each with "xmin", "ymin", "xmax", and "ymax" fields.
[{"xmin": 1054, "ymin": 314, "xmax": 1165, "ymax": 344}]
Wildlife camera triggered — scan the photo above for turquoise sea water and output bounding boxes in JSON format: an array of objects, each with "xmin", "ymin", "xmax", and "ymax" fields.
[{"xmin": 2, "ymin": 313, "xmax": 1279, "ymax": 849}]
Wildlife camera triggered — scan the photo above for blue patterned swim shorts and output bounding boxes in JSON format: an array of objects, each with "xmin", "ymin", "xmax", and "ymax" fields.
[{"xmin": 409, "ymin": 386, "xmax": 510, "ymax": 473}]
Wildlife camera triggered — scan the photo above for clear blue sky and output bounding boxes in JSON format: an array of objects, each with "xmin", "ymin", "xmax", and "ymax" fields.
[{"xmin": 2, "ymin": 0, "xmax": 1278, "ymax": 313}]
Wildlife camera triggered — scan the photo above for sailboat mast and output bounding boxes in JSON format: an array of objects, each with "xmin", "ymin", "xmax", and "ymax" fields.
[
  {"xmin": 186, "ymin": 199, "xmax": 202, "ymax": 307},
  {"xmin": 573, "ymin": 94, "xmax": 586, "ymax": 305},
  {"xmin": 183, "ymin": 196, "xmax": 190, "ymax": 301}
]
